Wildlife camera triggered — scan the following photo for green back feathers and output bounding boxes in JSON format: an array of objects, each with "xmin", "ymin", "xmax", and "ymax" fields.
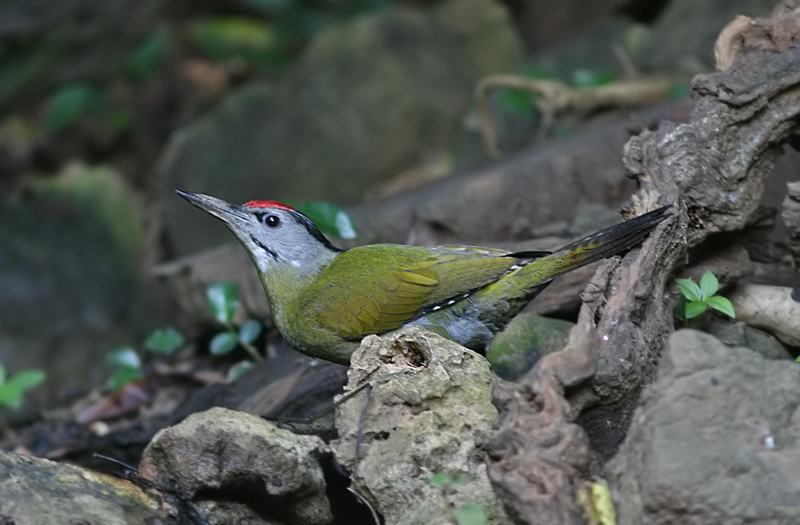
[{"xmin": 304, "ymin": 245, "xmax": 520, "ymax": 338}]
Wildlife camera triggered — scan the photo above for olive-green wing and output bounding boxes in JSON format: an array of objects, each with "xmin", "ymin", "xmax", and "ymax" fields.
[{"xmin": 309, "ymin": 245, "xmax": 519, "ymax": 338}]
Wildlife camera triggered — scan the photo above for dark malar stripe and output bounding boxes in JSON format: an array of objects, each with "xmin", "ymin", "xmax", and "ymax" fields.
[{"xmin": 250, "ymin": 234, "xmax": 278, "ymax": 260}]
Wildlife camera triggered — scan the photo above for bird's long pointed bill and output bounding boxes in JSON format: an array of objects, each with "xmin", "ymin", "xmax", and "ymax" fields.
[{"xmin": 175, "ymin": 190, "xmax": 249, "ymax": 223}]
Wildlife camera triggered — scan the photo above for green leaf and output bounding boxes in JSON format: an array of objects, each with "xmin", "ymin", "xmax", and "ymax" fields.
[
  {"xmin": 294, "ymin": 202, "xmax": 357, "ymax": 239},
  {"xmin": 699, "ymin": 271, "xmax": 719, "ymax": 301},
  {"xmin": 125, "ymin": 29, "xmax": 169, "ymax": 81},
  {"xmin": 191, "ymin": 17, "xmax": 274, "ymax": 63},
  {"xmin": 207, "ymin": 282, "xmax": 240, "ymax": 325},
  {"xmin": 706, "ymin": 296, "xmax": 735, "ymax": 318},
  {"xmin": 588, "ymin": 478, "xmax": 616, "ymax": 525},
  {"xmin": 452, "ymin": 504, "xmax": 487, "ymax": 525},
  {"xmin": 227, "ymin": 360, "xmax": 254, "ymax": 382},
  {"xmin": 6, "ymin": 370, "xmax": 46, "ymax": 392},
  {"xmin": 499, "ymin": 89, "xmax": 538, "ymax": 115},
  {"xmin": 673, "ymin": 295, "xmax": 686, "ymax": 322},
  {"xmin": 238, "ymin": 319, "xmax": 262, "ymax": 345},
  {"xmin": 108, "ymin": 366, "xmax": 143, "ymax": 391},
  {"xmin": 496, "ymin": 65, "xmax": 556, "ymax": 115},
  {"xmin": 44, "ymin": 83, "xmax": 103, "ymax": 134},
  {"xmin": 106, "ymin": 347, "xmax": 142, "ymax": 370},
  {"xmin": 685, "ymin": 301, "xmax": 709, "ymax": 319},
  {"xmin": 210, "ymin": 331, "xmax": 238, "ymax": 355},
  {"xmin": 144, "ymin": 327, "xmax": 185, "ymax": 355},
  {"xmin": 0, "ymin": 384, "xmax": 24, "ymax": 410},
  {"xmin": 676, "ymin": 278, "xmax": 703, "ymax": 302},
  {"xmin": 0, "ymin": 368, "xmax": 44, "ymax": 409},
  {"xmin": 0, "ymin": 363, "xmax": 6, "ymax": 385},
  {"xmin": 429, "ymin": 472, "xmax": 449, "ymax": 486}
]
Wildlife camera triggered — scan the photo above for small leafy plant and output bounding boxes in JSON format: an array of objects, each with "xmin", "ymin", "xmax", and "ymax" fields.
[
  {"xmin": 107, "ymin": 327, "xmax": 185, "ymax": 391},
  {"xmin": 207, "ymin": 282, "xmax": 263, "ymax": 361},
  {"xmin": 0, "ymin": 364, "xmax": 46, "ymax": 410},
  {"xmin": 675, "ymin": 271, "xmax": 735, "ymax": 320},
  {"xmin": 105, "ymin": 282, "xmax": 262, "ymax": 390}
]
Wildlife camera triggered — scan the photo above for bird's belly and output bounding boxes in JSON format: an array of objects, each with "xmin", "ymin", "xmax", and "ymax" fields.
[{"xmin": 406, "ymin": 308, "xmax": 494, "ymax": 351}]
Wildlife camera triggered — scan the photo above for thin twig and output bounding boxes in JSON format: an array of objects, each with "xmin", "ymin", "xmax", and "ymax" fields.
[
  {"xmin": 349, "ymin": 383, "xmax": 379, "ymax": 525},
  {"xmin": 347, "ymin": 486, "xmax": 381, "ymax": 525},
  {"xmin": 93, "ymin": 453, "xmax": 138, "ymax": 475}
]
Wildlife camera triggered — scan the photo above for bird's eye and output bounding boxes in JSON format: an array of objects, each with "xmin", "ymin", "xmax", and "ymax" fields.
[{"xmin": 264, "ymin": 214, "xmax": 280, "ymax": 228}]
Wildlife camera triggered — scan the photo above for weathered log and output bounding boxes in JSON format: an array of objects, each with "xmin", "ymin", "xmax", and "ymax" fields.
[{"xmin": 483, "ymin": 3, "xmax": 800, "ymax": 522}]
